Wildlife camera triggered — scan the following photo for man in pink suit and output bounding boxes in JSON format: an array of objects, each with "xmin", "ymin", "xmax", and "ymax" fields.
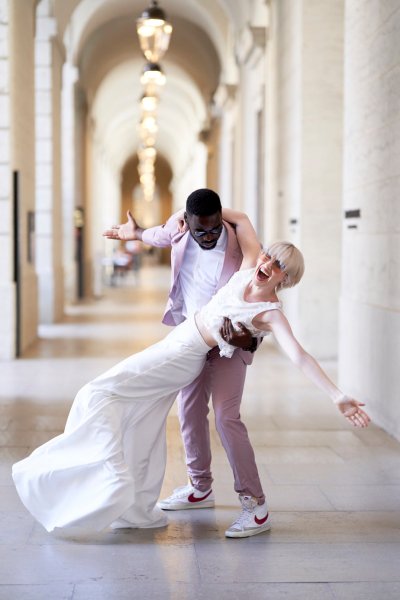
[{"xmin": 104, "ymin": 188, "xmax": 270, "ymax": 538}]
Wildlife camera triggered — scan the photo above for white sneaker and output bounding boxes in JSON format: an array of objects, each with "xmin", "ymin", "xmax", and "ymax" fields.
[
  {"xmin": 225, "ymin": 495, "xmax": 271, "ymax": 538},
  {"xmin": 157, "ymin": 484, "xmax": 215, "ymax": 510}
]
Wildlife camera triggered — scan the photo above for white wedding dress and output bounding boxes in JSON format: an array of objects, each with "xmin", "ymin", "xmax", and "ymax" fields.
[{"xmin": 12, "ymin": 269, "xmax": 281, "ymax": 533}]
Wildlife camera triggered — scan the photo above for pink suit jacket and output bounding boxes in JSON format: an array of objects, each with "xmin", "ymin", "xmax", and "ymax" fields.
[{"xmin": 142, "ymin": 212, "xmax": 255, "ymax": 365}]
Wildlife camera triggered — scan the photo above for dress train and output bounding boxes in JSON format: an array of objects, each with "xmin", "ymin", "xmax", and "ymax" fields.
[{"xmin": 12, "ymin": 318, "xmax": 209, "ymax": 532}]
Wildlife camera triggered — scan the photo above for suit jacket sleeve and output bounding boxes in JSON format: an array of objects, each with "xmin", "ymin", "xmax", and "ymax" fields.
[{"xmin": 141, "ymin": 211, "xmax": 182, "ymax": 248}]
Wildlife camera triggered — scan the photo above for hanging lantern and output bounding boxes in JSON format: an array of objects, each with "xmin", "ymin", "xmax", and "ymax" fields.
[
  {"xmin": 138, "ymin": 146, "xmax": 157, "ymax": 161},
  {"xmin": 136, "ymin": 1, "xmax": 173, "ymax": 62},
  {"xmin": 140, "ymin": 62, "xmax": 166, "ymax": 87},
  {"xmin": 140, "ymin": 91, "xmax": 159, "ymax": 113}
]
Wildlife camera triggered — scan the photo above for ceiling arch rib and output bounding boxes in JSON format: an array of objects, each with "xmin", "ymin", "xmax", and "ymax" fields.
[
  {"xmin": 78, "ymin": 14, "xmax": 221, "ymax": 111},
  {"xmin": 92, "ymin": 59, "xmax": 207, "ymax": 139},
  {"xmin": 55, "ymin": 0, "xmax": 237, "ymax": 197},
  {"xmin": 59, "ymin": 0, "xmax": 237, "ymax": 85},
  {"xmin": 91, "ymin": 60, "xmax": 207, "ymax": 174}
]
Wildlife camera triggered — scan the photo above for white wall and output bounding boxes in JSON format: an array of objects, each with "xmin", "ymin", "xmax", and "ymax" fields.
[
  {"xmin": 339, "ymin": 0, "xmax": 400, "ymax": 440},
  {"xmin": 267, "ymin": 0, "xmax": 344, "ymax": 358}
]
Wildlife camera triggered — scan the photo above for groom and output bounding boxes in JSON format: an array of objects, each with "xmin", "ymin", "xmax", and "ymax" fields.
[{"xmin": 103, "ymin": 188, "xmax": 270, "ymax": 538}]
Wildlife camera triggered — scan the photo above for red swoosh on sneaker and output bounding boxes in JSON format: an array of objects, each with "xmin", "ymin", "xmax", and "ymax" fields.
[
  {"xmin": 254, "ymin": 512, "xmax": 269, "ymax": 525},
  {"xmin": 188, "ymin": 490, "xmax": 213, "ymax": 503}
]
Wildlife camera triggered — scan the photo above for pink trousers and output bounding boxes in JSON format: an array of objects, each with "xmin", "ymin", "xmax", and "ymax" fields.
[{"xmin": 177, "ymin": 346, "xmax": 265, "ymax": 501}]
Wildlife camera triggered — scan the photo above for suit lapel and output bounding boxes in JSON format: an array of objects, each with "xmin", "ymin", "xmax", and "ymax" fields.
[
  {"xmin": 172, "ymin": 231, "xmax": 190, "ymax": 285},
  {"xmin": 217, "ymin": 221, "xmax": 242, "ymax": 290}
]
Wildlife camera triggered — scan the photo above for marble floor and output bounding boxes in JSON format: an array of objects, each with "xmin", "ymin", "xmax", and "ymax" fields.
[{"xmin": 0, "ymin": 265, "xmax": 399, "ymax": 600}]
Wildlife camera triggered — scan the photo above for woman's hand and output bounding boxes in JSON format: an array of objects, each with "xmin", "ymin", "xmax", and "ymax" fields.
[
  {"xmin": 335, "ymin": 396, "xmax": 370, "ymax": 428},
  {"xmin": 175, "ymin": 209, "xmax": 187, "ymax": 233}
]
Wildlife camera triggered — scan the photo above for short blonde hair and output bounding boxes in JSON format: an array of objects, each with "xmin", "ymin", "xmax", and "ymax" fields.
[{"xmin": 264, "ymin": 241, "xmax": 305, "ymax": 290}]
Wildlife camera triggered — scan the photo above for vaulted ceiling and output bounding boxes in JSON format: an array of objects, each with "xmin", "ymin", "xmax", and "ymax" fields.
[{"xmin": 51, "ymin": 0, "xmax": 243, "ymax": 174}]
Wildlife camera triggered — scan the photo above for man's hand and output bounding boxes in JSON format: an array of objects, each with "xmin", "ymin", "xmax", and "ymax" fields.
[
  {"xmin": 103, "ymin": 211, "xmax": 144, "ymax": 241},
  {"xmin": 219, "ymin": 317, "xmax": 255, "ymax": 350}
]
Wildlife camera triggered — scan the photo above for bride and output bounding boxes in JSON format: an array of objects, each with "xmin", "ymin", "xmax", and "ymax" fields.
[{"xmin": 12, "ymin": 209, "xmax": 370, "ymax": 533}]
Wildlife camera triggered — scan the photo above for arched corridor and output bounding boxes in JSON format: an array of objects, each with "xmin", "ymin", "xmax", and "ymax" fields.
[
  {"xmin": 0, "ymin": 0, "xmax": 399, "ymax": 596},
  {"xmin": 1, "ymin": 0, "xmax": 398, "ymax": 439}
]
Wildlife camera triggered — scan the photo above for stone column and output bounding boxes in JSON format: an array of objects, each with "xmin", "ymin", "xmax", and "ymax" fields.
[
  {"xmin": 339, "ymin": 0, "xmax": 400, "ymax": 439},
  {"xmin": 170, "ymin": 140, "xmax": 208, "ymax": 208},
  {"xmin": 214, "ymin": 84, "xmax": 237, "ymax": 209},
  {"xmin": 61, "ymin": 60, "xmax": 79, "ymax": 303},
  {"xmin": 0, "ymin": 0, "xmax": 15, "ymax": 358},
  {"xmin": 234, "ymin": 22, "xmax": 268, "ymax": 233},
  {"xmin": 35, "ymin": 0, "xmax": 64, "ymax": 323},
  {"xmin": 0, "ymin": 0, "xmax": 38, "ymax": 357}
]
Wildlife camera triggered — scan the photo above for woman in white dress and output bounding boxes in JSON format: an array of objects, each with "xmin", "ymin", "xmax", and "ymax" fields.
[{"xmin": 12, "ymin": 210, "xmax": 370, "ymax": 533}]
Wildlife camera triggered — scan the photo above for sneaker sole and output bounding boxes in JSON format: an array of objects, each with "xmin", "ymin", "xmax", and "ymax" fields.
[
  {"xmin": 225, "ymin": 522, "xmax": 271, "ymax": 538},
  {"xmin": 157, "ymin": 500, "xmax": 215, "ymax": 511}
]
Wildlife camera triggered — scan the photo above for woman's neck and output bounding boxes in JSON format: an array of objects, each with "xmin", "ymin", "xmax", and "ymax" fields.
[{"xmin": 244, "ymin": 280, "xmax": 279, "ymax": 303}]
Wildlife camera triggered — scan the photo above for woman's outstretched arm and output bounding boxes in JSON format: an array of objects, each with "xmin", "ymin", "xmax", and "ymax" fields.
[
  {"xmin": 221, "ymin": 208, "xmax": 261, "ymax": 269},
  {"xmin": 257, "ymin": 310, "xmax": 370, "ymax": 428}
]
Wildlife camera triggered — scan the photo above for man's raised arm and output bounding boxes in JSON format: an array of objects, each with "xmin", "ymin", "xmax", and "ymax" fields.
[
  {"xmin": 103, "ymin": 211, "xmax": 144, "ymax": 241},
  {"xmin": 103, "ymin": 210, "xmax": 183, "ymax": 248}
]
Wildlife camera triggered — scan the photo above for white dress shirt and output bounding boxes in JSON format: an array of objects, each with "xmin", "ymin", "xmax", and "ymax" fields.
[{"xmin": 179, "ymin": 226, "xmax": 227, "ymax": 318}]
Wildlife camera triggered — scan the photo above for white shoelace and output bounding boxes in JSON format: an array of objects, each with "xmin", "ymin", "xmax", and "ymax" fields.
[
  {"xmin": 170, "ymin": 485, "xmax": 192, "ymax": 498},
  {"xmin": 231, "ymin": 498, "xmax": 257, "ymax": 528}
]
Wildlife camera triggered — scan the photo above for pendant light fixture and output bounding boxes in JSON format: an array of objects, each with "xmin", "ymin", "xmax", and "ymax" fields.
[{"xmin": 136, "ymin": 1, "xmax": 173, "ymax": 63}]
